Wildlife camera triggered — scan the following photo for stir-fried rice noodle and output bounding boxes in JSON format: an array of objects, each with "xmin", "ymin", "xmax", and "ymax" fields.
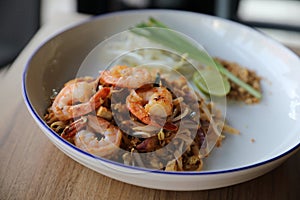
[{"xmin": 44, "ymin": 36, "xmax": 238, "ymax": 171}]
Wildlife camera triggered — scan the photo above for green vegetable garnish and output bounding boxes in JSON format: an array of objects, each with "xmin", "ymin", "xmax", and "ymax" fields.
[
  {"xmin": 193, "ymin": 68, "xmax": 231, "ymax": 96},
  {"xmin": 132, "ymin": 17, "xmax": 262, "ymax": 99}
]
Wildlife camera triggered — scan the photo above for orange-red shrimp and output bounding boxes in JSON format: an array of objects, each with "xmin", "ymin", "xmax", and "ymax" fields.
[
  {"xmin": 100, "ymin": 65, "xmax": 153, "ymax": 88},
  {"xmin": 51, "ymin": 77, "xmax": 110, "ymax": 121},
  {"xmin": 126, "ymin": 86, "xmax": 177, "ymax": 131},
  {"xmin": 67, "ymin": 115, "xmax": 122, "ymax": 158}
]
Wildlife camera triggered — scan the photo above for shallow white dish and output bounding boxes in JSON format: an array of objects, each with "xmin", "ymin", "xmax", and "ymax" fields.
[{"xmin": 22, "ymin": 10, "xmax": 300, "ymax": 190}]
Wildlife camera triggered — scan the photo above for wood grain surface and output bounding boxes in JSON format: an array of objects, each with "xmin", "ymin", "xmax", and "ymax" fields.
[{"xmin": 1, "ymin": 16, "xmax": 300, "ymax": 199}]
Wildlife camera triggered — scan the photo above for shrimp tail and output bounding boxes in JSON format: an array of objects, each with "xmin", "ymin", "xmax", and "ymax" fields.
[
  {"xmin": 127, "ymin": 100, "xmax": 178, "ymax": 131},
  {"xmin": 99, "ymin": 71, "xmax": 118, "ymax": 86},
  {"xmin": 62, "ymin": 117, "xmax": 87, "ymax": 139},
  {"xmin": 126, "ymin": 99, "xmax": 152, "ymax": 124},
  {"xmin": 91, "ymin": 87, "xmax": 111, "ymax": 108}
]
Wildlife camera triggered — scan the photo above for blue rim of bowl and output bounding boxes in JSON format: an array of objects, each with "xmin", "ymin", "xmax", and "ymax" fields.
[{"xmin": 22, "ymin": 9, "xmax": 300, "ymax": 175}]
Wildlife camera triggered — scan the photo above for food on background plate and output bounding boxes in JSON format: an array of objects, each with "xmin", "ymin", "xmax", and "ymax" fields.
[{"xmin": 215, "ymin": 58, "xmax": 261, "ymax": 104}]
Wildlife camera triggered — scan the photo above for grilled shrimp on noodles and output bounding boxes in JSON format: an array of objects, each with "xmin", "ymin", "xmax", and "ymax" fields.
[
  {"xmin": 51, "ymin": 77, "xmax": 111, "ymax": 121},
  {"xmin": 63, "ymin": 115, "xmax": 122, "ymax": 158},
  {"xmin": 126, "ymin": 86, "xmax": 177, "ymax": 131},
  {"xmin": 100, "ymin": 65, "xmax": 153, "ymax": 88}
]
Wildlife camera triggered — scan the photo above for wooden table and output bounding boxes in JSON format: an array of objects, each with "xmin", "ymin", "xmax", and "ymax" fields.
[{"xmin": 1, "ymin": 13, "xmax": 300, "ymax": 200}]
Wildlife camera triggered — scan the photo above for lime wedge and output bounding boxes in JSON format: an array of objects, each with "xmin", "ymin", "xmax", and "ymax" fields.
[{"xmin": 193, "ymin": 68, "xmax": 231, "ymax": 96}]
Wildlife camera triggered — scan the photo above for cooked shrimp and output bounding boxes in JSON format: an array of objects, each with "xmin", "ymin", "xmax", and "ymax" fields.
[
  {"xmin": 73, "ymin": 115, "xmax": 122, "ymax": 158},
  {"xmin": 126, "ymin": 86, "xmax": 177, "ymax": 131},
  {"xmin": 100, "ymin": 65, "xmax": 153, "ymax": 88},
  {"xmin": 51, "ymin": 77, "xmax": 111, "ymax": 121},
  {"xmin": 61, "ymin": 117, "xmax": 88, "ymax": 139}
]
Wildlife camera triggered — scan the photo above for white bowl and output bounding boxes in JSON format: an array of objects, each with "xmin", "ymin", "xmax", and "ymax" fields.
[{"xmin": 22, "ymin": 10, "xmax": 300, "ymax": 190}]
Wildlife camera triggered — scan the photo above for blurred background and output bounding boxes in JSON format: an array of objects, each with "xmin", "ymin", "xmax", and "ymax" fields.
[{"xmin": 1, "ymin": 0, "xmax": 300, "ymax": 68}]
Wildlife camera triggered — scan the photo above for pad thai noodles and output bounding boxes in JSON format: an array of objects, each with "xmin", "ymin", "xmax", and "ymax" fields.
[
  {"xmin": 44, "ymin": 63, "xmax": 241, "ymax": 171},
  {"xmin": 43, "ymin": 27, "xmax": 262, "ymax": 171}
]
